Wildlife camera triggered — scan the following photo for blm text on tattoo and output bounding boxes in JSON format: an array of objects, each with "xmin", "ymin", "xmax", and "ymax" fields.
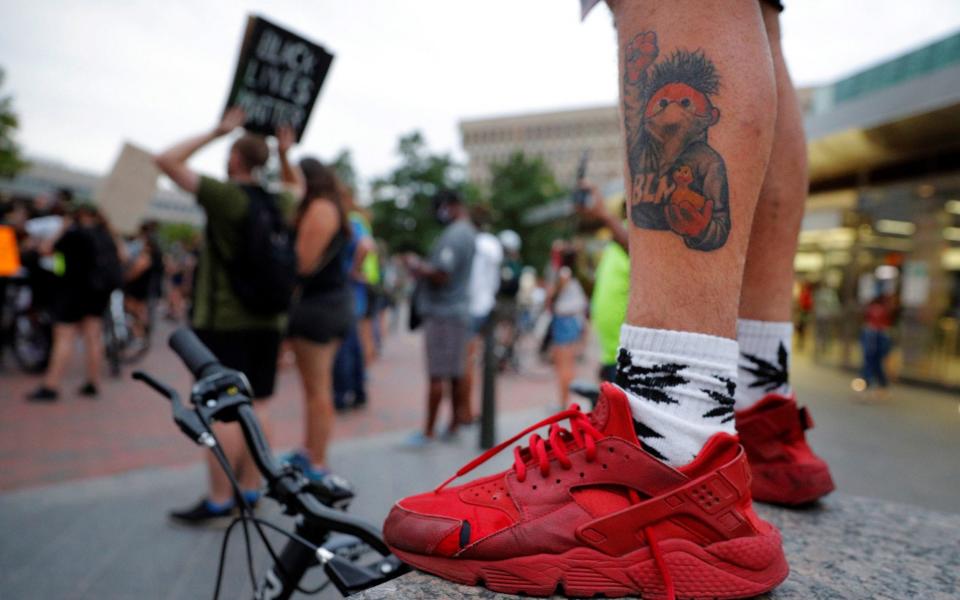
[{"xmin": 622, "ymin": 31, "xmax": 730, "ymax": 252}]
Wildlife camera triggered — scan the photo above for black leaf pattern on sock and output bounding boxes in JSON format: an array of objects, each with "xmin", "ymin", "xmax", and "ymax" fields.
[
  {"xmin": 615, "ymin": 349, "xmax": 688, "ymax": 405},
  {"xmin": 633, "ymin": 420, "xmax": 668, "ymax": 461},
  {"xmin": 701, "ymin": 376, "xmax": 736, "ymax": 422},
  {"xmin": 741, "ymin": 342, "xmax": 789, "ymax": 392}
]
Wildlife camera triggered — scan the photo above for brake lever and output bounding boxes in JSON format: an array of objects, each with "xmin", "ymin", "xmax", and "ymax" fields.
[
  {"xmin": 132, "ymin": 371, "xmax": 177, "ymax": 401},
  {"xmin": 321, "ymin": 554, "xmax": 409, "ymax": 597},
  {"xmin": 132, "ymin": 371, "xmax": 216, "ymax": 448}
]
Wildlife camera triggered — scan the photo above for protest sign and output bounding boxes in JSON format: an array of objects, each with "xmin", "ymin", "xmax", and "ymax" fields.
[
  {"xmin": 225, "ymin": 15, "xmax": 334, "ymax": 141},
  {"xmin": 95, "ymin": 143, "xmax": 159, "ymax": 235}
]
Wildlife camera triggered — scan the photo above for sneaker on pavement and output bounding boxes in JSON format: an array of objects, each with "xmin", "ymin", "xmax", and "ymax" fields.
[
  {"xmin": 26, "ymin": 386, "xmax": 58, "ymax": 402},
  {"xmin": 281, "ymin": 450, "xmax": 329, "ymax": 481},
  {"xmin": 384, "ymin": 384, "xmax": 788, "ymax": 599},
  {"xmin": 735, "ymin": 394, "xmax": 835, "ymax": 506},
  {"xmin": 77, "ymin": 382, "xmax": 98, "ymax": 397},
  {"xmin": 169, "ymin": 498, "xmax": 235, "ymax": 527},
  {"xmin": 403, "ymin": 431, "xmax": 434, "ymax": 449}
]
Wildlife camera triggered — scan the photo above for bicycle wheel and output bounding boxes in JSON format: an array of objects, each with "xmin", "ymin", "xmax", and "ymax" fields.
[
  {"xmin": 13, "ymin": 310, "xmax": 52, "ymax": 373},
  {"xmin": 102, "ymin": 318, "xmax": 123, "ymax": 377},
  {"xmin": 119, "ymin": 309, "xmax": 151, "ymax": 365}
]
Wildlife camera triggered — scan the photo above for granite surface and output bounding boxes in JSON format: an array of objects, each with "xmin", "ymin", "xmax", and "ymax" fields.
[{"xmin": 356, "ymin": 493, "xmax": 960, "ymax": 600}]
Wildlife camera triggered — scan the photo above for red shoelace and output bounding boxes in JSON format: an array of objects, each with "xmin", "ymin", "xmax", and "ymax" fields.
[
  {"xmin": 435, "ymin": 405, "xmax": 604, "ymax": 492},
  {"xmin": 433, "ymin": 404, "xmax": 677, "ymax": 600}
]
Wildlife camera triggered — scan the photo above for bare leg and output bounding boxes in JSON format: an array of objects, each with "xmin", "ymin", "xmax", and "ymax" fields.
[
  {"xmin": 739, "ymin": 5, "xmax": 807, "ymax": 323},
  {"xmin": 292, "ymin": 337, "xmax": 340, "ymax": 468},
  {"xmin": 43, "ymin": 323, "xmax": 77, "ymax": 390},
  {"xmin": 610, "ymin": 0, "xmax": 777, "ymax": 338},
  {"xmin": 424, "ymin": 378, "xmax": 443, "ymax": 438},
  {"xmin": 460, "ymin": 336, "xmax": 481, "ymax": 424},
  {"xmin": 450, "ymin": 376, "xmax": 469, "ymax": 432},
  {"xmin": 359, "ymin": 317, "xmax": 376, "ymax": 365},
  {"xmin": 79, "ymin": 316, "xmax": 103, "ymax": 386},
  {"xmin": 206, "ymin": 422, "xmax": 243, "ymax": 504},
  {"xmin": 553, "ymin": 344, "xmax": 577, "ymax": 408},
  {"xmin": 207, "ymin": 400, "xmax": 272, "ymax": 503},
  {"xmin": 608, "ymin": 0, "xmax": 777, "ymax": 465}
]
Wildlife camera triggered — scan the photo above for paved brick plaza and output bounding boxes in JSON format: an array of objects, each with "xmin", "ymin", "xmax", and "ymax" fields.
[{"xmin": 0, "ymin": 323, "xmax": 587, "ymax": 491}]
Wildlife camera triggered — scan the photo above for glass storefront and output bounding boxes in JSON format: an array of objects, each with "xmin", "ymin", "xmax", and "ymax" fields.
[{"xmin": 795, "ymin": 172, "xmax": 960, "ymax": 389}]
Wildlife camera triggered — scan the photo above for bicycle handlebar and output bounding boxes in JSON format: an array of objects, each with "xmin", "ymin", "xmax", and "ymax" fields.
[
  {"xmin": 233, "ymin": 404, "xmax": 392, "ymax": 555},
  {"xmin": 164, "ymin": 327, "xmax": 392, "ymax": 557},
  {"xmin": 169, "ymin": 328, "xmax": 222, "ymax": 379}
]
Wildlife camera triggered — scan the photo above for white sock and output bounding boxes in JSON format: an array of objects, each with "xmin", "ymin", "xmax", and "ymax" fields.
[
  {"xmin": 615, "ymin": 325, "xmax": 738, "ymax": 467},
  {"xmin": 736, "ymin": 319, "xmax": 792, "ymax": 411}
]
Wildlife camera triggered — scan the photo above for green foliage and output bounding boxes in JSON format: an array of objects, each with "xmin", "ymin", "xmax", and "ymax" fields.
[
  {"xmin": 370, "ymin": 132, "xmax": 463, "ymax": 255},
  {"xmin": 363, "ymin": 136, "xmax": 566, "ymax": 273},
  {"xmin": 0, "ymin": 67, "xmax": 28, "ymax": 179},
  {"xmin": 157, "ymin": 222, "xmax": 199, "ymax": 248},
  {"xmin": 487, "ymin": 151, "xmax": 566, "ymax": 272},
  {"xmin": 329, "ymin": 148, "xmax": 357, "ymax": 192}
]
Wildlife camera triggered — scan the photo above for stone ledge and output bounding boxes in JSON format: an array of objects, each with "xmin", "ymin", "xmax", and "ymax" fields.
[{"xmin": 357, "ymin": 493, "xmax": 960, "ymax": 599}]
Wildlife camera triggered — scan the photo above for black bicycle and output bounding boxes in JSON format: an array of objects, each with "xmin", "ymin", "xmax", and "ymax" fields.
[
  {"xmin": 134, "ymin": 328, "xmax": 408, "ymax": 599},
  {"xmin": 0, "ymin": 274, "xmax": 53, "ymax": 373},
  {"xmin": 104, "ymin": 290, "xmax": 154, "ymax": 376}
]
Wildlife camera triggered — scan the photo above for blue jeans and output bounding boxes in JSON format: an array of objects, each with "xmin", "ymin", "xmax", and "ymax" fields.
[
  {"xmin": 860, "ymin": 329, "xmax": 891, "ymax": 388},
  {"xmin": 334, "ymin": 325, "xmax": 366, "ymax": 407}
]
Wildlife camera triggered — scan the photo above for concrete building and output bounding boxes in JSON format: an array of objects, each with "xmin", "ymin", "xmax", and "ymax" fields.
[
  {"xmin": 0, "ymin": 157, "xmax": 203, "ymax": 228},
  {"xmin": 460, "ymin": 105, "xmax": 622, "ymax": 188},
  {"xmin": 796, "ymin": 30, "xmax": 960, "ymax": 389}
]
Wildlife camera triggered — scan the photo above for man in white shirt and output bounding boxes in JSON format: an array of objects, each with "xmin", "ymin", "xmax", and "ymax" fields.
[{"xmin": 460, "ymin": 209, "xmax": 503, "ymax": 431}]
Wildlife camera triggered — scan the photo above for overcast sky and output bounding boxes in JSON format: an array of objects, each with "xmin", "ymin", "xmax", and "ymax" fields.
[{"xmin": 2, "ymin": 0, "xmax": 959, "ymax": 194}]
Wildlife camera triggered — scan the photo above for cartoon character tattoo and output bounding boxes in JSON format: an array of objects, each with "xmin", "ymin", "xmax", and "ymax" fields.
[{"xmin": 622, "ymin": 31, "xmax": 730, "ymax": 251}]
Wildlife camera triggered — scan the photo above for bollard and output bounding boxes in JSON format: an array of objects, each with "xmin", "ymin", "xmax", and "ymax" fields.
[{"xmin": 479, "ymin": 317, "xmax": 496, "ymax": 449}]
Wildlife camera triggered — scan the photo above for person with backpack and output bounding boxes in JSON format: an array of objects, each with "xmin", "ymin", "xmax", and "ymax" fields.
[
  {"xmin": 154, "ymin": 108, "xmax": 303, "ymax": 525},
  {"xmin": 26, "ymin": 204, "xmax": 122, "ymax": 401}
]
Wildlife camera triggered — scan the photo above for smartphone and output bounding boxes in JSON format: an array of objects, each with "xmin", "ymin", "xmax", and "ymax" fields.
[{"xmin": 572, "ymin": 150, "xmax": 591, "ymax": 208}]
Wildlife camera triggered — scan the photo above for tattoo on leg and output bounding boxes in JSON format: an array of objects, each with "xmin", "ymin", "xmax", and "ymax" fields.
[{"xmin": 622, "ymin": 32, "xmax": 730, "ymax": 251}]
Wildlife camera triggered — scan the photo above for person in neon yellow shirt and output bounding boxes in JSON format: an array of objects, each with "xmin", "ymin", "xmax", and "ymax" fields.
[{"xmin": 578, "ymin": 185, "xmax": 629, "ymax": 382}]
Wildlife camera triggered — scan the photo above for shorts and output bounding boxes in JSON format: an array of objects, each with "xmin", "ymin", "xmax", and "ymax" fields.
[
  {"xmin": 54, "ymin": 289, "xmax": 110, "ymax": 324},
  {"xmin": 364, "ymin": 285, "xmax": 383, "ymax": 319},
  {"xmin": 551, "ymin": 315, "xmax": 583, "ymax": 346},
  {"xmin": 424, "ymin": 315, "xmax": 471, "ymax": 379},
  {"xmin": 288, "ymin": 290, "xmax": 354, "ymax": 344},
  {"xmin": 194, "ymin": 328, "xmax": 281, "ymax": 399}
]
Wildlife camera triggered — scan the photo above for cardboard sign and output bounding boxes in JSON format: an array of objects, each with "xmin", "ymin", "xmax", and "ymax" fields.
[
  {"xmin": 225, "ymin": 15, "xmax": 334, "ymax": 141},
  {"xmin": 95, "ymin": 143, "xmax": 159, "ymax": 235}
]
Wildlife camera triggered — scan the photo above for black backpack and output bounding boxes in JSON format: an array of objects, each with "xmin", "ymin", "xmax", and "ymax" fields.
[
  {"xmin": 212, "ymin": 185, "xmax": 297, "ymax": 316},
  {"xmin": 87, "ymin": 227, "xmax": 123, "ymax": 294}
]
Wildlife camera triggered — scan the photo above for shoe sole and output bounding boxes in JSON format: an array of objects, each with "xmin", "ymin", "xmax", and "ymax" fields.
[
  {"xmin": 390, "ymin": 526, "xmax": 788, "ymax": 599},
  {"xmin": 750, "ymin": 461, "xmax": 835, "ymax": 506},
  {"xmin": 168, "ymin": 504, "xmax": 261, "ymax": 530},
  {"xmin": 168, "ymin": 514, "xmax": 236, "ymax": 529}
]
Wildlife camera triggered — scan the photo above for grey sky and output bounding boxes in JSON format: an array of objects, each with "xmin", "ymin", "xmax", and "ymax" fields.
[{"xmin": 2, "ymin": 0, "xmax": 959, "ymax": 193}]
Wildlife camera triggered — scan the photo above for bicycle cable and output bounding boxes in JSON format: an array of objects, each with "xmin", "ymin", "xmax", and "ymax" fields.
[{"xmin": 203, "ymin": 420, "xmax": 335, "ymax": 598}]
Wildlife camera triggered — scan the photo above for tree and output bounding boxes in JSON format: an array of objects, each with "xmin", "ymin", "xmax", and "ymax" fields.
[
  {"xmin": 0, "ymin": 67, "xmax": 28, "ymax": 179},
  {"xmin": 370, "ymin": 131, "xmax": 464, "ymax": 255},
  {"xmin": 487, "ymin": 151, "xmax": 566, "ymax": 272},
  {"xmin": 329, "ymin": 148, "xmax": 358, "ymax": 192}
]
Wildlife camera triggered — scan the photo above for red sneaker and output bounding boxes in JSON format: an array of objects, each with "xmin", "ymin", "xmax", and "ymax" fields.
[
  {"xmin": 384, "ymin": 384, "xmax": 789, "ymax": 599},
  {"xmin": 735, "ymin": 394, "xmax": 835, "ymax": 506}
]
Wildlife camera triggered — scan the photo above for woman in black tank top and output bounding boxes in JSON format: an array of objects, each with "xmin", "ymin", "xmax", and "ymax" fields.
[{"xmin": 286, "ymin": 158, "xmax": 354, "ymax": 479}]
